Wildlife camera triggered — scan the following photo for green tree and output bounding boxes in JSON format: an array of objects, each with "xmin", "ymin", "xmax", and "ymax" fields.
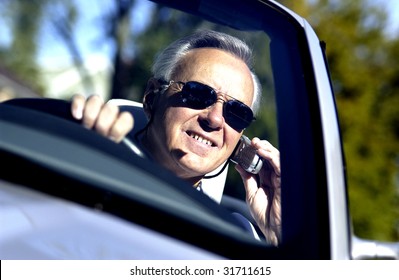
[
  {"xmin": 0, "ymin": 0, "xmax": 79, "ymax": 95},
  {"xmin": 0, "ymin": 0, "xmax": 47, "ymax": 93},
  {"xmin": 280, "ymin": 0, "xmax": 399, "ymax": 241}
]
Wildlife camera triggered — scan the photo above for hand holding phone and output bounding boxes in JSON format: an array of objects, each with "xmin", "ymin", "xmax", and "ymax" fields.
[{"xmin": 230, "ymin": 135, "xmax": 263, "ymax": 174}]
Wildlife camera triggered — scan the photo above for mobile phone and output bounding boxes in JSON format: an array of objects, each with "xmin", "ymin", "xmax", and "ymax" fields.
[{"xmin": 230, "ymin": 135, "xmax": 263, "ymax": 174}]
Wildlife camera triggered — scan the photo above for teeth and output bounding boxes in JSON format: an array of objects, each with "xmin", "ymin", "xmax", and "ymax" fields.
[{"xmin": 189, "ymin": 132, "xmax": 213, "ymax": 146}]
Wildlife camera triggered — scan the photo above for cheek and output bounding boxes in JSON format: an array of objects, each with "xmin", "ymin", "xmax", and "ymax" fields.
[
  {"xmin": 161, "ymin": 107, "xmax": 190, "ymax": 140},
  {"xmin": 163, "ymin": 107, "xmax": 182, "ymax": 128},
  {"xmin": 165, "ymin": 104, "xmax": 196, "ymax": 124}
]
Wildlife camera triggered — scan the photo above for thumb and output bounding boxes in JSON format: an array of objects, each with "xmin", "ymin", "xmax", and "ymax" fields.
[{"xmin": 235, "ymin": 165, "xmax": 258, "ymax": 202}]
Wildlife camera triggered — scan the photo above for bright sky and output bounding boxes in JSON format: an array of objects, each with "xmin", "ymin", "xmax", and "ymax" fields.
[
  {"xmin": 37, "ymin": 0, "xmax": 399, "ymax": 68},
  {"xmin": 375, "ymin": 0, "xmax": 399, "ymax": 36},
  {"xmin": 37, "ymin": 0, "xmax": 154, "ymax": 68}
]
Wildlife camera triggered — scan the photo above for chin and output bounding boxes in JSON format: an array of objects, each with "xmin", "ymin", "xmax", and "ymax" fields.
[{"xmin": 178, "ymin": 157, "xmax": 214, "ymax": 176}]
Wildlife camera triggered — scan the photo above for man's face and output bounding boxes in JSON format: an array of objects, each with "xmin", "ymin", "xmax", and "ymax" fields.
[{"xmin": 149, "ymin": 48, "xmax": 254, "ymax": 182}]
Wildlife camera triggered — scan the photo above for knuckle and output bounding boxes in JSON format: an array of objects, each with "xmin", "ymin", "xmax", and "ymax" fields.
[
  {"xmin": 119, "ymin": 112, "xmax": 134, "ymax": 129},
  {"xmin": 109, "ymin": 113, "xmax": 134, "ymax": 141},
  {"xmin": 103, "ymin": 102, "xmax": 120, "ymax": 115}
]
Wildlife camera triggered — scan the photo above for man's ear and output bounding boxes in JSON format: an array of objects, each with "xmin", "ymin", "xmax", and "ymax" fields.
[{"xmin": 143, "ymin": 78, "xmax": 161, "ymax": 120}]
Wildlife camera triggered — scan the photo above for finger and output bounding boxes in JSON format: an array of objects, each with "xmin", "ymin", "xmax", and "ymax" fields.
[
  {"xmin": 252, "ymin": 138, "xmax": 281, "ymax": 176},
  {"xmin": 71, "ymin": 94, "xmax": 86, "ymax": 120},
  {"xmin": 108, "ymin": 111, "xmax": 134, "ymax": 142},
  {"xmin": 94, "ymin": 102, "xmax": 120, "ymax": 137},
  {"xmin": 258, "ymin": 149, "xmax": 280, "ymax": 176},
  {"xmin": 236, "ymin": 165, "xmax": 269, "ymax": 227},
  {"xmin": 82, "ymin": 95, "xmax": 104, "ymax": 129},
  {"xmin": 235, "ymin": 165, "xmax": 259, "ymax": 202},
  {"xmin": 252, "ymin": 137, "xmax": 278, "ymax": 154}
]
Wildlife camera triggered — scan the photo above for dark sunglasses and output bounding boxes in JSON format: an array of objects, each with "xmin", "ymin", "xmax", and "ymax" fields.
[{"xmin": 170, "ymin": 81, "xmax": 255, "ymax": 131}]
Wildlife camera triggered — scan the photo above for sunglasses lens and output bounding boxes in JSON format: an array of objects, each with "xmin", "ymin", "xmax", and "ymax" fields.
[
  {"xmin": 181, "ymin": 82, "xmax": 216, "ymax": 109},
  {"xmin": 224, "ymin": 100, "xmax": 254, "ymax": 131},
  {"xmin": 179, "ymin": 81, "xmax": 254, "ymax": 131}
]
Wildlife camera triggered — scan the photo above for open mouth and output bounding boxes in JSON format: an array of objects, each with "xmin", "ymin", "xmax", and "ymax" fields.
[{"xmin": 187, "ymin": 131, "xmax": 216, "ymax": 147}]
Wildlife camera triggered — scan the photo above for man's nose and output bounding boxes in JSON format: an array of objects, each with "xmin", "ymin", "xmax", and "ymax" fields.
[{"xmin": 199, "ymin": 101, "xmax": 225, "ymax": 130}]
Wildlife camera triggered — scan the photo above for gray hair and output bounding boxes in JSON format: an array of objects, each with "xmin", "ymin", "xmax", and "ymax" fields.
[{"xmin": 151, "ymin": 29, "xmax": 262, "ymax": 115}]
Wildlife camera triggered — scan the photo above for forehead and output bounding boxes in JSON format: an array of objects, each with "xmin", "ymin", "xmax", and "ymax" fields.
[{"xmin": 172, "ymin": 48, "xmax": 254, "ymax": 106}]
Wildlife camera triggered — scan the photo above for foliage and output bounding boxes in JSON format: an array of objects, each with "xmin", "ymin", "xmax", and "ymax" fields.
[
  {"xmin": 0, "ymin": 0, "xmax": 79, "ymax": 95},
  {"xmin": 280, "ymin": 0, "xmax": 399, "ymax": 241},
  {"xmin": 0, "ymin": 0, "xmax": 47, "ymax": 93}
]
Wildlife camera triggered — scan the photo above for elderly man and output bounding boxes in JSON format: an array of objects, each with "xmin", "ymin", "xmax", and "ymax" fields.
[{"xmin": 71, "ymin": 30, "xmax": 281, "ymax": 245}]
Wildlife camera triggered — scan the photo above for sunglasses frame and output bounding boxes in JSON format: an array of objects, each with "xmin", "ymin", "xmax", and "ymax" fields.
[{"xmin": 161, "ymin": 80, "xmax": 255, "ymax": 131}]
